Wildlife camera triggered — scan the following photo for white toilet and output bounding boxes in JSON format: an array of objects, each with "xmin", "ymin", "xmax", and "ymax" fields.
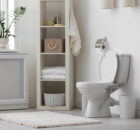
[{"xmin": 76, "ymin": 51, "xmax": 130, "ymax": 118}]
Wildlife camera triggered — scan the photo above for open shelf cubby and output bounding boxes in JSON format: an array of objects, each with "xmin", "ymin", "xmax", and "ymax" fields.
[
  {"xmin": 40, "ymin": 0, "xmax": 65, "ymax": 26},
  {"xmin": 40, "ymin": 55, "xmax": 65, "ymax": 67},
  {"xmin": 41, "ymin": 81, "xmax": 65, "ymax": 102},
  {"xmin": 37, "ymin": 0, "xmax": 74, "ymax": 110},
  {"xmin": 40, "ymin": 28, "xmax": 65, "ymax": 39}
]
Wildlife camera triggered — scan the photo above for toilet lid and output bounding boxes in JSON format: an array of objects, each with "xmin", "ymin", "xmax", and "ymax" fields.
[{"xmin": 100, "ymin": 51, "xmax": 118, "ymax": 82}]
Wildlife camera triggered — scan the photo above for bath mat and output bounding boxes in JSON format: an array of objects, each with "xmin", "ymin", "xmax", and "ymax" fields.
[{"xmin": 0, "ymin": 111, "xmax": 101, "ymax": 128}]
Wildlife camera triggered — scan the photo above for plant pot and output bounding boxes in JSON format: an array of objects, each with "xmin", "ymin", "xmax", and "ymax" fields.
[{"xmin": 0, "ymin": 38, "xmax": 9, "ymax": 48}]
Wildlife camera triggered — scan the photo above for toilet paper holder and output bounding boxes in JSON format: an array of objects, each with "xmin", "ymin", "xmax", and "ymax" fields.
[{"xmin": 95, "ymin": 37, "xmax": 108, "ymax": 53}]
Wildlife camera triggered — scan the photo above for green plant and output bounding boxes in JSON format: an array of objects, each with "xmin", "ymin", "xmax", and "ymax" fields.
[{"xmin": 0, "ymin": 6, "xmax": 26, "ymax": 38}]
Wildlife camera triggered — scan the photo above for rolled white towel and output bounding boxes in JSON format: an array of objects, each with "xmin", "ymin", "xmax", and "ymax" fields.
[
  {"xmin": 41, "ymin": 66, "xmax": 65, "ymax": 75},
  {"xmin": 41, "ymin": 75, "xmax": 66, "ymax": 80}
]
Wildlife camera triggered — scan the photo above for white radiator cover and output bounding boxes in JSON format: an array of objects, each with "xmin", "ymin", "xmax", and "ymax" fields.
[{"xmin": 0, "ymin": 53, "xmax": 28, "ymax": 110}]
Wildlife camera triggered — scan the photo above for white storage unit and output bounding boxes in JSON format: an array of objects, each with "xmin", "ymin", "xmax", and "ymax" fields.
[
  {"xmin": 37, "ymin": 0, "xmax": 74, "ymax": 110},
  {"xmin": 0, "ymin": 53, "xmax": 28, "ymax": 110}
]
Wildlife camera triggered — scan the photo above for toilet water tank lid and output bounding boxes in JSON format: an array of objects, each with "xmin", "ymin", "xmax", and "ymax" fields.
[{"xmin": 100, "ymin": 51, "xmax": 118, "ymax": 82}]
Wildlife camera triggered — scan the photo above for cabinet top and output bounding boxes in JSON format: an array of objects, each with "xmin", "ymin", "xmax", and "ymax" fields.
[{"xmin": 0, "ymin": 52, "xmax": 27, "ymax": 55}]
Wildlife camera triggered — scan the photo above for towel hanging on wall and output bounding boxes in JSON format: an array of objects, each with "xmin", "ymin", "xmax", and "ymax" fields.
[{"xmin": 69, "ymin": 8, "xmax": 81, "ymax": 56}]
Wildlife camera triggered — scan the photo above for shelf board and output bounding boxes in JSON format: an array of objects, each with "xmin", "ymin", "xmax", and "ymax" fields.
[
  {"xmin": 40, "ymin": 0, "xmax": 64, "ymax": 2},
  {"xmin": 40, "ymin": 79, "xmax": 66, "ymax": 82},
  {"xmin": 40, "ymin": 53, "xmax": 65, "ymax": 55},
  {"xmin": 40, "ymin": 26, "xmax": 65, "ymax": 28}
]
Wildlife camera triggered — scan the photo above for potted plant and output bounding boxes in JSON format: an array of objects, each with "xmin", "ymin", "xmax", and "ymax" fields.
[{"xmin": 0, "ymin": 7, "xmax": 26, "ymax": 48}]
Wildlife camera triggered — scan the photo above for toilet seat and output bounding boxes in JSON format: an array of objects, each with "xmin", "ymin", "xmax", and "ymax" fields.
[
  {"xmin": 100, "ymin": 51, "xmax": 118, "ymax": 82},
  {"xmin": 77, "ymin": 81, "xmax": 117, "ymax": 88},
  {"xmin": 77, "ymin": 51, "xmax": 118, "ymax": 89}
]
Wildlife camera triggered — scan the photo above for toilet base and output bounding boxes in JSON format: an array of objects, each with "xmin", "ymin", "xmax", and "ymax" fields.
[{"xmin": 85, "ymin": 100, "xmax": 111, "ymax": 118}]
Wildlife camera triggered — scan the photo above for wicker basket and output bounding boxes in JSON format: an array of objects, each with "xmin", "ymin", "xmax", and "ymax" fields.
[
  {"xmin": 44, "ymin": 93, "xmax": 65, "ymax": 107},
  {"xmin": 44, "ymin": 39, "xmax": 65, "ymax": 53}
]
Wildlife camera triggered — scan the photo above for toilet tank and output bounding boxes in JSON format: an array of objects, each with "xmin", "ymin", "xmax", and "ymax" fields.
[{"xmin": 114, "ymin": 54, "xmax": 131, "ymax": 84}]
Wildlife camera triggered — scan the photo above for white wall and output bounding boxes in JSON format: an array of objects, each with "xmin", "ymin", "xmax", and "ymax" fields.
[
  {"xmin": 15, "ymin": 0, "xmax": 38, "ymax": 108},
  {"xmin": 13, "ymin": 0, "xmax": 140, "ymax": 116},
  {"xmin": 75, "ymin": 0, "xmax": 140, "ymax": 116}
]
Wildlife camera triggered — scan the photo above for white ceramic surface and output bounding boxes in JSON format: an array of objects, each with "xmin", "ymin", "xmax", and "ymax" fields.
[
  {"xmin": 76, "ymin": 51, "xmax": 131, "ymax": 118},
  {"xmin": 77, "ymin": 82, "xmax": 113, "ymax": 117}
]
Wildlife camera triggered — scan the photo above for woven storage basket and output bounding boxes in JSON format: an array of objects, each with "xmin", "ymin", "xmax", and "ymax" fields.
[
  {"xmin": 44, "ymin": 93, "xmax": 65, "ymax": 107},
  {"xmin": 44, "ymin": 39, "xmax": 65, "ymax": 53}
]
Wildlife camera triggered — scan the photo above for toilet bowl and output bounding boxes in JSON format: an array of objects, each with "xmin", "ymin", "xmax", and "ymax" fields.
[{"xmin": 76, "ymin": 51, "xmax": 131, "ymax": 118}]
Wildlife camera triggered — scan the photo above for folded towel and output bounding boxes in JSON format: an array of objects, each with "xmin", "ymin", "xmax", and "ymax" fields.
[
  {"xmin": 69, "ymin": 8, "xmax": 81, "ymax": 56},
  {"xmin": 41, "ymin": 75, "xmax": 66, "ymax": 80},
  {"xmin": 41, "ymin": 66, "xmax": 65, "ymax": 75}
]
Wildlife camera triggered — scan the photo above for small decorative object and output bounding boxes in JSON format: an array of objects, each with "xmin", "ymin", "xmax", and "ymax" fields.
[
  {"xmin": 120, "ymin": 0, "xmax": 136, "ymax": 7},
  {"xmin": 95, "ymin": 37, "xmax": 108, "ymax": 53},
  {"xmin": 54, "ymin": 17, "xmax": 57, "ymax": 24},
  {"xmin": 0, "ymin": 7, "xmax": 26, "ymax": 48},
  {"xmin": 57, "ymin": 13, "xmax": 61, "ymax": 24},
  {"xmin": 47, "ymin": 20, "xmax": 54, "ymax": 26},
  {"xmin": 44, "ymin": 38, "xmax": 65, "ymax": 53},
  {"xmin": 101, "ymin": 0, "xmax": 116, "ymax": 9},
  {"xmin": 54, "ymin": 13, "xmax": 64, "ymax": 26}
]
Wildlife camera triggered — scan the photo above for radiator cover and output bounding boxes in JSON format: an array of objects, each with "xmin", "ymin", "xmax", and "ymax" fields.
[{"xmin": 0, "ymin": 53, "xmax": 28, "ymax": 110}]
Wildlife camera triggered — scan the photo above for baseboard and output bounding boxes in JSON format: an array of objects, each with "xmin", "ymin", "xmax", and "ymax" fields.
[
  {"xmin": 0, "ymin": 104, "xmax": 28, "ymax": 110},
  {"xmin": 29, "ymin": 97, "xmax": 36, "ymax": 108},
  {"xmin": 75, "ymin": 99, "xmax": 81, "ymax": 108},
  {"xmin": 136, "ymin": 109, "xmax": 140, "ymax": 118},
  {"xmin": 0, "ymin": 98, "xmax": 36, "ymax": 110}
]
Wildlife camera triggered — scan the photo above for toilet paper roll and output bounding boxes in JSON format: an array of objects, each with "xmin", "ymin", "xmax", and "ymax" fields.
[
  {"xmin": 101, "ymin": 0, "xmax": 115, "ymax": 9},
  {"xmin": 120, "ymin": 0, "xmax": 136, "ymax": 7}
]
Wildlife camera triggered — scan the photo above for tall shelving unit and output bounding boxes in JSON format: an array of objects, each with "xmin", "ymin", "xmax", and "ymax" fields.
[{"xmin": 37, "ymin": 0, "xmax": 74, "ymax": 110}]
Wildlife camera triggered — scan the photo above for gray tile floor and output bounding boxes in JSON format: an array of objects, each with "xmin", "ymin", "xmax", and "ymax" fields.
[{"xmin": 0, "ymin": 109, "xmax": 139, "ymax": 130}]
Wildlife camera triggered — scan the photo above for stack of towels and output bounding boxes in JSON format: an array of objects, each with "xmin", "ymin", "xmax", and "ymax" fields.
[{"xmin": 41, "ymin": 66, "xmax": 66, "ymax": 80}]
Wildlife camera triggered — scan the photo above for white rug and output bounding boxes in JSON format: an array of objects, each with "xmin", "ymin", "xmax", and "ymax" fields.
[{"xmin": 0, "ymin": 111, "xmax": 101, "ymax": 128}]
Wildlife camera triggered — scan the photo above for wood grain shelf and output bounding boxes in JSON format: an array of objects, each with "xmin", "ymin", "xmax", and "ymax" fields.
[
  {"xmin": 40, "ymin": 26, "xmax": 65, "ymax": 28},
  {"xmin": 40, "ymin": 79, "xmax": 66, "ymax": 82},
  {"xmin": 40, "ymin": 0, "xmax": 64, "ymax": 2},
  {"xmin": 40, "ymin": 53, "xmax": 65, "ymax": 55}
]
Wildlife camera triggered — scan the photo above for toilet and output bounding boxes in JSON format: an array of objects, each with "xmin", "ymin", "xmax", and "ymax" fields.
[{"xmin": 76, "ymin": 51, "xmax": 131, "ymax": 118}]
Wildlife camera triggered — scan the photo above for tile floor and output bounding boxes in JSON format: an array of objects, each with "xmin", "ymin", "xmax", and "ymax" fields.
[{"xmin": 0, "ymin": 109, "xmax": 139, "ymax": 130}]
